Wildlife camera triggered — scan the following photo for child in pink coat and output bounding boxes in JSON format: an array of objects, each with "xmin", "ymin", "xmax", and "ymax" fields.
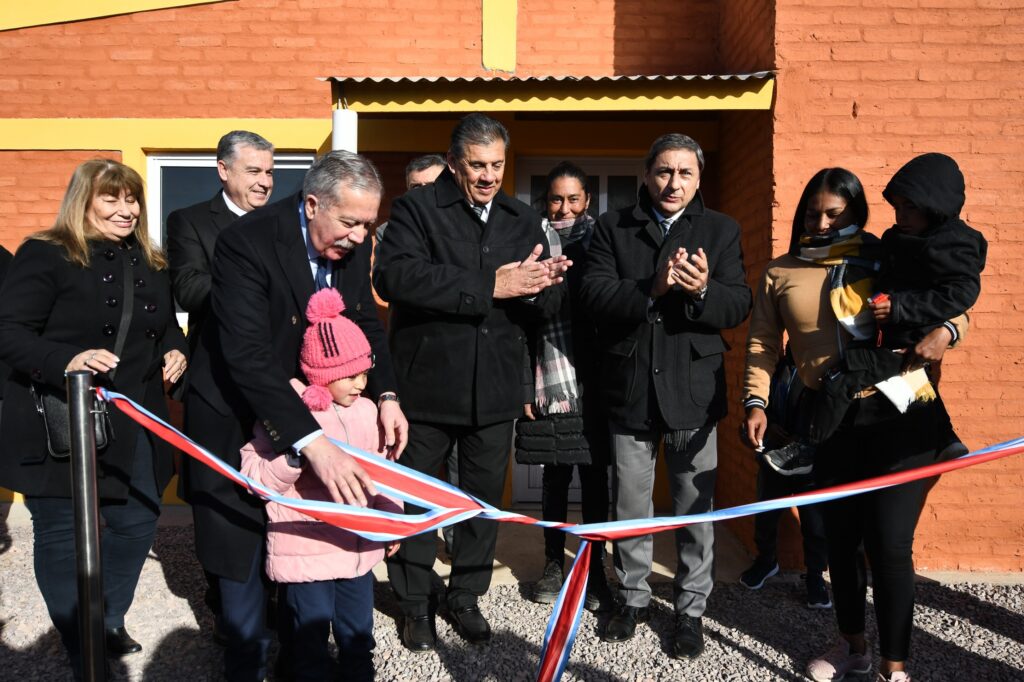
[{"xmin": 240, "ymin": 288, "xmax": 401, "ymax": 682}]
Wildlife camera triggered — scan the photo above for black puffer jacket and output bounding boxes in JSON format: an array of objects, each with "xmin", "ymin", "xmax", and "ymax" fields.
[{"xmin": 879, "ymin": 153, "xmax": 988, "ymax": 348}]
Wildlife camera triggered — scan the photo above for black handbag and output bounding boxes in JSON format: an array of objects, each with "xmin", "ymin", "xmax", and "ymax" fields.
[
  {"xmin": 764, "ymin": 344, "xmax": 811, "ymax": 448},
  {"xmin": 31, "ymin": 251, "xmax": 134, "ymax": 459}
]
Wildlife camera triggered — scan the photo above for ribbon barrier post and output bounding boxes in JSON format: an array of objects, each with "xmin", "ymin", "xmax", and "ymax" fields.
[
  {"xmin": 69, "ymin": 371, "xmax": 106, "ymax": 682},
  {"xmin": 96, "ymin": 389, "xmax": 1024, "ymax": 682}
]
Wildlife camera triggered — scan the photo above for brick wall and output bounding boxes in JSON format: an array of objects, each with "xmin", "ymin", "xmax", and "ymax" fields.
[
  {"xmin": 717, "ymin": 0, "xmax": 775, "ymax": 73},
  {"xmin": 0, "ymin": 151, "xmax": 123, "ymax": 252},
  {"xmin": 714, "ymin": 109, "xmax": 780, "ymax": 561},
  {"xmin": 0, "ymin": 0, "xmax": 484, "ymax": 119},
  {"xmin": 773, "ymin": 0, "xmax": 1024, "ymax": 571},
  {"xmin": 516, "ymin": 0, "xmax": 719, "ymax": 76}
]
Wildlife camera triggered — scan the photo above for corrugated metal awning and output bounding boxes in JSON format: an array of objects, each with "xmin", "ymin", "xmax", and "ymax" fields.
[{"xmin": 322, "ymin": 72, "xmax": 775, "ymax": 113}]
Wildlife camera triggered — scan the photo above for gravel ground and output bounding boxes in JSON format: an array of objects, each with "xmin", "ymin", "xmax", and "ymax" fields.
[{"xmin": 1, "ymin": 524, "xmax": 1023, "ymax": 681}]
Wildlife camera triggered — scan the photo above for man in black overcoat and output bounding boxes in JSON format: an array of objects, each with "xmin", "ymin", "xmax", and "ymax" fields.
[
  {"xmin": 167, "ymin": 130, "xmax": 275, "ymax": 367},
  {"xmin": 182, "ymin": 150, "xmax": 406, "ymax": 681},
  {"xmin": 167, "ymin": 129, "xmax": 275, "ymax": 644},
  {"xmin": 580, "ymin": 134, "xmax": 752, "ymax": 661},
  {"xmin": 374, "ymin": 113, "xmax": 570, "ymax": 651}
]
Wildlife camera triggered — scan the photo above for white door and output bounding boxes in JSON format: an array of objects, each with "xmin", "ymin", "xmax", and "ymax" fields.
[{"xmin": 511, "ymin": 157, "xmax": 641, "ymax": 505}]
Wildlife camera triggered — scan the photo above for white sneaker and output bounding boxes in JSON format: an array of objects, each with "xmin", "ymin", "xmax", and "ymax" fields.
[{"xmin": 806, "ymin": 640, "xmax": 871, "ymax": 681}]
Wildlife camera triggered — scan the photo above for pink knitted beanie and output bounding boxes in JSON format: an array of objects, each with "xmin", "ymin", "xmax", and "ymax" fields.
[{"xmin": 299, "ymin": 288, "xmax": 372, "ymax": 410}]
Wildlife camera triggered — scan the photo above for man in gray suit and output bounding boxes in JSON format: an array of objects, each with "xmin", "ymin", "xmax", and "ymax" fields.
[{"xmin": 581, "ymin": 133, "xmax": 751, "ymax": 661}]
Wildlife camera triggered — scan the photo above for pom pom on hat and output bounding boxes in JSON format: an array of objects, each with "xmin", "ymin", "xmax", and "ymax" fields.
[
  {"xmin": 306, "ymin": 287, "xmax": 345, "ymax": 323},
  {"xmin": 300, "ymin": 288, "xmax": 373, "ymax": 393},
  {"xmin": 301, "ymin": 384, "xmax": 334, "ymax": 411}
]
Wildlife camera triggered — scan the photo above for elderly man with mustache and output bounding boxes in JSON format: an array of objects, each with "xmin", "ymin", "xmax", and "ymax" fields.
[{"xmin": 182, "ymin": 150, "xmax": 405, "ymax": 681}]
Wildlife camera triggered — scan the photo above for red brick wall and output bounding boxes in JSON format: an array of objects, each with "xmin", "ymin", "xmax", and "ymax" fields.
[
  {"xmin": 0, "ymin": 0, "xmax": 484, "ymax": 119},
  {"xmin": 0, "ymin": 151, "xmax": 123, "ymax": 253},
  {"xmin": 717, "ymin": 0, "xmax": 775, "ymax": 73},
  {"xmin": 773, "ymin": 1, "xmax": 1024, "ymax": 571},
  {"xmin": 517, "ymin": 0, "xmax": 719, "ymax": 76},
  {"xmin": 714, "ymin": 108, "xmax": 780, "ymax": 560}
]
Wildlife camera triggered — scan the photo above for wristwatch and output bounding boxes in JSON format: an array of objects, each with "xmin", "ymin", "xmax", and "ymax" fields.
[
  {"xmin": 378, "ymin": 392, "xmax": 400, "ymax": 407},
  {"xmin": 693, "ymin": 284, "xmax": 709, "ymax": 301}
]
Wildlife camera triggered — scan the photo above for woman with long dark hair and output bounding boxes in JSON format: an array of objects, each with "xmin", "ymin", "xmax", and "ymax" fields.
[
  {"xmin": 0, "ymin": 159, "xmax": 187, "ymax": 675},
  {"xmin": 517, "ymin": 161, "xmax": 613, "ymax": 611},
  {"xmin": 742, "ymin": 166, "xmax": 971, "ymax": 682}
]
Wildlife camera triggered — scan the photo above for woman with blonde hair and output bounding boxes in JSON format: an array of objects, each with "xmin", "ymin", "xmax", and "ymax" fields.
[{"xmin": 0, "ymin": 159, "xmax": 187, "ymax": 675}]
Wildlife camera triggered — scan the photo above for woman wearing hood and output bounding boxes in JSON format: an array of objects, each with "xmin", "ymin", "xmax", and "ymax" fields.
[
  {"xmin": 516, "ymin": 161, "xmax": 613, "ymax": 612},
  {"xmin": 742, "ymin": 158, "xmax": 984, "ymax": 682}
]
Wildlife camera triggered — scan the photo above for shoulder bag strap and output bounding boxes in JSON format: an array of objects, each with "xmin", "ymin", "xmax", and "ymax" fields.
[{"xmin": 107, "ymin": 250, "xmax": 135, "ymax": 383}]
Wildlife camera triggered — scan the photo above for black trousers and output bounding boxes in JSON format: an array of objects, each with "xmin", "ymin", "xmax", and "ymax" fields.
[
  {"xmin": 816, "ymin": 393, "xmax": 945, "ymax": 663},
  {"xmin": 387, "ymin": 419, "xmax": 514, "ymax": 615},
  {"xmin": 751, "ymin": 461, "xmax": 827, "ymax": 573},
  {"xmin": 541, "ymin": 463, "xmax": 609, "ymax": 566},
  {"xmin": 25, "ymin": 431, "xmax": 161, "ymax": 670}
]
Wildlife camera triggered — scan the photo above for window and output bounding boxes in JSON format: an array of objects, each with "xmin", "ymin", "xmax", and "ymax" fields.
[
  {"xmin": 514, "ymin": 157, "xmax": 642, "ymax": 220},
  {"xmin": 146, "ymin": 153, "xmax": 314, "ymax": 246}
]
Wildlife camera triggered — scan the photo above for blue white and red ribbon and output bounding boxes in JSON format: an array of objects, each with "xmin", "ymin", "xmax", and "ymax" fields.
[{"xmin": 97, "ymin": 388, "xmax": 1024, "ymax": 681}]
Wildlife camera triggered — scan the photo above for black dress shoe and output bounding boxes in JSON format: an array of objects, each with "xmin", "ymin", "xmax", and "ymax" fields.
[
  {"xmin": 601, "ymin": 605, "xmax": 649, "ymax": 643},
  {"xmin": 402, "ymin": 614, "xmax": 435, "ymax": 653},
  {"xmin": 104, "ymin": 626, "xmax": 142, "ymax": 656},
  {"xmin": 671, "ymin": 614, "xmax": 704, "ymax": 659},
  {"xmin": 449, "ymin": 605, "xmax": 491, "ymax": 644}
]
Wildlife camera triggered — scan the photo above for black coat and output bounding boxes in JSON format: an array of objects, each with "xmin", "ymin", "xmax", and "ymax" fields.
[
  {"xmin": 167, "ymin": 192, "xmax": 237, "ymax": 369},
  {"xmin": 185, "ymin": 192, "xmax": 397, "ymax": 433},
  {"xmin": 0, "ymin": 238, "xmax": 186, "ymax": 499},
  {"xmin": 580, "ymin": 190, "xmax": 752, "ymax": 431},
  {"xmin": 879, "ymin": 153, "xmax": 988, "ymax": 348},
  {"xmin": 373, "ymin": 168, "xmax": 563, "ymax": 426},
  {"xmin": 0, "ymin": 246, "xmax": 13, "ymax": 388},
  {"xmin": 181, "ymin": 192, "xmax": 397, "ymax": 578}
]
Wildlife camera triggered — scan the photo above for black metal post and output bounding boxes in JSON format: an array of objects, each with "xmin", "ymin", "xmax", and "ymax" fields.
[{"xmin": 67, "ymin": 371, "xmax": 106, "ymax": 682}]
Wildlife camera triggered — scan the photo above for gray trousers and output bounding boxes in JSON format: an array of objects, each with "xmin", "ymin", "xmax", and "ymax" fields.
[{"xmin": 611, "ymin": 422, "xmax": 717, "ymax": 616}]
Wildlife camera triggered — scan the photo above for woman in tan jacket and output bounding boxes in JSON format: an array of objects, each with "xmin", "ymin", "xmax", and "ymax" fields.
[{"xmin": 741, "ymin": 168, "xmax": 965, "ymax": 682}]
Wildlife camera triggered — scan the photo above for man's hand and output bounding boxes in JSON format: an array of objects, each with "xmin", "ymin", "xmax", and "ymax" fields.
[
  {"xmin": 652, "ymin": 248, "xmax": 686, "ymax": 298},
  {"xmin": 523, "ymin": 403, "xmax": 535, "ymax": 420},
  {"xmin": 378, "ymin": 399, "xmax": 409, "ymax": 460},
  {"xmin": 385, "ymin": 541, "xmax": 401, "ymax": 557},
  {"xmin": 742, "ymin": 406, "xmax": 768, "ymax": 451},
  {"xmin": 301, "ymin": 435, "xmax": 378, "ymax": 506},
  {"xmin": 671, "ymin": 248, "xmax": 710, "ymax": 297},
  {"xmin": 494, "ymin": 244, "xmax": 570, "ymax": 299}
]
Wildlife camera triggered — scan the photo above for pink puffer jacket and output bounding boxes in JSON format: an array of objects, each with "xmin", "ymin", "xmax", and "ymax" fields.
[{"xmin": 240, "ymin": 379, "xmax": 402, "ymax": 583}]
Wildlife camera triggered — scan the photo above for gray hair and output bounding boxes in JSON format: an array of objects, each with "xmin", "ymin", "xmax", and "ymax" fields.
[
  {"xmin": 644, "ymin": 133, "xmax": 705, "ymax": 173},
  {"xmin": 405, "ymin": 154, "xmax": 446, "ymax": 180},
  {"xmin": 449, "ymin": 113, "xmax": 510, "ymax": 161},
  {"xmin": 216, "ymin": 130, "xmax": 274, "ymax": 166},
  {"xmin": 303, "ymin": 150, "xmax": 383, "ymax": 208}
]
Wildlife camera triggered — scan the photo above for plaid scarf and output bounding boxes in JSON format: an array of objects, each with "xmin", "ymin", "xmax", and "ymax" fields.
[
  {"xmin": 795, "ymin": 225, "xmax": 934, "ymax": 410},
  {"xmin": 533, "ymin": 215, "xmax": 592, "ymax": 416},
  {"xmin": 794, "ymin": 225, "xmax": 882, "ymax": 342}
]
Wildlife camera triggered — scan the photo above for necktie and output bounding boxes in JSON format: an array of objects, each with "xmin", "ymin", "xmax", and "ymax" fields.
[
  {"xmin": 661, "ymin": 219, "xmax": 672, "ymax": 236},
  {"xmin": 472, "ymin": 204, "xmax": 485, "ymax": 222},
  {"xmin": 315, "ymin": 257, "xmax": 331, "ymax": 291}
]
